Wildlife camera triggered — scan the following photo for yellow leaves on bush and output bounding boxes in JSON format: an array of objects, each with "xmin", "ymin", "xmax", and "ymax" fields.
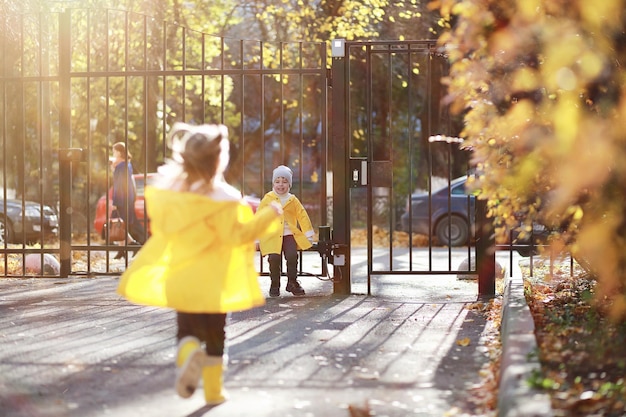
[
  {"xmin": 578, "ymin": 51, "xmax": 605, "ymax": 80},
  {"xmin": 553, "ymin": 95, "xmax": 580, "ymax": 144},
  {"xmin": 435, "ymin": 0, "xmax": 626, "ymax": 319},
  {"xmin": 503, "ymin": 99, "xmax": 534, "ymax": 136},
  {"xmin": 579, "ymin": 0, "xmax": 623, "ymax": 30},
  {"xmin": 511, "ymin": 67, "xmax": 539, "ymax": 92},
  {"xmin": 516, "ymin": 0, "xmax": 542, "ymax": 20}
]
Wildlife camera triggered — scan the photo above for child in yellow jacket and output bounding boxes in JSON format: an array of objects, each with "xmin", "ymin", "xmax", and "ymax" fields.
[
  {"xmin": 117, "ymin": 123, "xmax": 281, "ymax": 404},
  {"xmin": 258, "ymin": 165, "xmax": 315, "ymax": 297}
]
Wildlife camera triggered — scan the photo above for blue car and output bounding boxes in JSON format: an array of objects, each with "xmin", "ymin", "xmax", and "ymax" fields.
[
  {"xmin": 400, "ymin": 175, "xmax": 551, "ymax": 252},
  {"xmin": 400, "ymin": 176, "xmax": 475, "ymax": 246}
]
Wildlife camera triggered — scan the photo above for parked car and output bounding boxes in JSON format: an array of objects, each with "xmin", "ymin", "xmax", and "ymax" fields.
[
  {"xmin": 400, "ymin": 175, "xmax": 475, "ymax": 246},
  {"xmin": 401, "ymin": 175, "xmax": 551, "ymax": 251},
  {"xmin": 0, "ymin": 199, "xmax": 59, "ymax": 244},
  {"xmin": 93, "ymin": 173, "xmax": 261, "ymax": 239}
]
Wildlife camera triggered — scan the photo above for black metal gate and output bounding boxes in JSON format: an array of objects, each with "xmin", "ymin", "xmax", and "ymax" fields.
[
  {"xmin": 330, "ymin": 40, "xmax": 492, "ymax": 295},
  {"xmin": 0, "ymin": 9, "xmax": 328, "ymax": 277},
  {"xmin": 1, "ymin": 11, "xmax": 499, "ymax": 292}
]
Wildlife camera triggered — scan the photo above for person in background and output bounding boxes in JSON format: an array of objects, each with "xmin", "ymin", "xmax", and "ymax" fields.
[
  {"xmin": 110, "ymin": 142, "xmax": 146, "ymax": 258},
  {"xmin": 116, "ymin": 122, "xmax": 281, "ymax": 405},
  {"xmin": 258, "ymin": 165, "xmax": 315, "ymax": 297}
]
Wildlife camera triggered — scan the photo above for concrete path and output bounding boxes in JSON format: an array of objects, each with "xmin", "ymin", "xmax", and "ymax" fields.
[
  {"xmin": 1, "ymin": 247, "xmax": 552, "ymax": 417},
  {"xmin": 0, "ymin": 268, "xmax": 497, "ymax": 417}
]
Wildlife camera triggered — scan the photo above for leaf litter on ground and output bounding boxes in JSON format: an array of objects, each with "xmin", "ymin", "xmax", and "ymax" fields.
[{"xmin": 522, "ymin": 258, "xmax": 626, "ymax": 417}]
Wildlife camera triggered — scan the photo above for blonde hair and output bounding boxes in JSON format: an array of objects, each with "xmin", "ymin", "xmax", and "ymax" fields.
[{"xmin": 161, "ymin": 122, "xmax": 229, "ymax": 191}]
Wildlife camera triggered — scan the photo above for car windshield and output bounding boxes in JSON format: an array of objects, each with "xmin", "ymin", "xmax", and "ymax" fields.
[
  {"xmin": 450, "ymin": 182, "xmax": 467, "ymax": 195},
  {"xmin": 433, "ymin": 176, "xmax": 467, "ymax": 194}
]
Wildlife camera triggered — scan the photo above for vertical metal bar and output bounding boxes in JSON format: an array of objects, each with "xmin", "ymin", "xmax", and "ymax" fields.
[
  {"xmin": 123, "ymin": 11, "xmax": 131, "ymax": 255},
  {"xmin": 466, "ymin": 168, "xmax": 473, "ymax": 268},
  {"xmin": 18, "ymin": 15, "xmax": 26, "ymax": 247},
  {"xmin": 220, "ymin": 37, "xmax": 225, "ymax": 123},
  {"xmin": 298, "ymin": 42, "xmax": 304, "ymax": 202},
  {"xmin": 407, "ymin": 49, "xmax": 414, "ymax": 270},
  {"xmin": 447, "ymin": 145, "xmax": 452, "ymax": 269},
  {"xmin": 141, "ymin": 14, "xmax": 149, "ymax": 240},
  {"xmin": 477, "ymin": 198, "xmax": 496, "ymax": 295},
  {"xmin": 104, "ymin": 11, "xmax": 113, "ymax": 267},
  {"xmin": 331, "ymin": 44, "xmax": 350, "ymax": 295},
  {"xmin": 320, "ymin": 41, "xmax": 328, "ymax": 226},
  {"xmin": 387, "ymin": 49, "xmax": 393, "ymax": 271},
  {"xmin": 366, "ymin": 44, "xmax": 373, "ymax": 296},
  {"xmin": 58, "ymin": 10, "xmax": 71, "ymax": 277},
  {"xmin": 1, "ymin": 146, "xmax": 6, "ymax": 269},
  {"xmin": 85, "ymin": 10, "xmax": 93, "ymax": 271},
  {"xmin": 261, "ymin": 40, "xmax": 266, "ymax": 177},
  {"xmin": 201, "ymin": 33, "xmax": 206, "ymax": 122},
  {"xmin": 1, "ymin": 24, "xmax": 7, "ymax": 273},
  {"xmin": 239, "ymin": 39, "xmax": 247, "ymax": 193},
  {"xmin": 37, "ymin": 13, "xmax": 45, "ymax": 248},
  {"xmin": 162, "ymin": 19, "xmax": 167, "ymax": 151},
  {"xmin": 182, "ymin": 26, "xmax": 186, "ymax": 121},
  {"xmin": 426, "ymin": 48, "xmax": 433, "ymax": 270},
  {"xmin": 279, "ymin": 42, "xmax": 285, "ymax": 164}
]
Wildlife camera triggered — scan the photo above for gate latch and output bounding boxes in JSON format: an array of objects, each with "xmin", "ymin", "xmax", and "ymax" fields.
[{"xmin": 349, "ymin": 157, "xmax": 367, "ymax": 188}]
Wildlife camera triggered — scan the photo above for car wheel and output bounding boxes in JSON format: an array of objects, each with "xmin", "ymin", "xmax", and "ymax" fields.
[
  {"xmin": 435, "ymin": 215, "xmax": 468, "ymax": 247},
  {"xmin": 0, "ymin": 217, "xmax": 13, "ymax": 244}
]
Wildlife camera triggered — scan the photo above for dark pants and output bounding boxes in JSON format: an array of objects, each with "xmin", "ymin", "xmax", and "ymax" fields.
[
  {"xmin": 268, "ymin": 235, "xmax": 298, "ymax": 287},
  {"xmin": 176, "ymin": 312, "xmax": 227, "ymax": 356},
  {"xmin": 117, "ymin": 206, "xmax": 147, "ymax": 244},
  {"xmin": 127, "ymin": 220, "xmax": 147, "ymax": 244}
]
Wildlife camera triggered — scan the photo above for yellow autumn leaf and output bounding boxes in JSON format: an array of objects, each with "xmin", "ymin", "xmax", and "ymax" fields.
[{"xmin": 456, "ymin": 337, "xmax": 471, "ymax": 347}]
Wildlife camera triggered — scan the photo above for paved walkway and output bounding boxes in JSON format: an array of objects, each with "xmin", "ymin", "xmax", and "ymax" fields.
[{"xmin": 0, "ymin": 249, "xmax": 527, "ymax": 417}]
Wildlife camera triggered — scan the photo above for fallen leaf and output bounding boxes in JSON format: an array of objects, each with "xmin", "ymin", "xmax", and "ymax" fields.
[{"xmin": 456, "ymin": 337, "xmax": 471, "ymax": 347}]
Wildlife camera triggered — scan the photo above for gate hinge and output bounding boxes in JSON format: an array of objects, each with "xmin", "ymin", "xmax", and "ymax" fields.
[{"xmin": 326, "ymin": 68, "xmax": 332, "ymax": 87}]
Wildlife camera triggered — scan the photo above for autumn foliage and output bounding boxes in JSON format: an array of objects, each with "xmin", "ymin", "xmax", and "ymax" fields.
[{"xmin": 434, "ymin": 0, "xmax": 626, "ymax": 319}]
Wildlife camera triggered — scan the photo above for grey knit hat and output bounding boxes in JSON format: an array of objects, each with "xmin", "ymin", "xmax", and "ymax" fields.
[{"xmin": 272, "ymin": 165, "xmax": 293, "ymax": 186}]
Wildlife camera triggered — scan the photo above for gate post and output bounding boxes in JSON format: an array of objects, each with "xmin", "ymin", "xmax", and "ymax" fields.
[
  {"xmin": 331, "ymin": 40, "xmax": 351, "ymax": 295},
  {"xmin": 58, "ymin": 11, "xmax": 72, "ymax": 277},
  {"xmin": 476, "ymin": 198, "xmax": 496, "ymax": 296}
]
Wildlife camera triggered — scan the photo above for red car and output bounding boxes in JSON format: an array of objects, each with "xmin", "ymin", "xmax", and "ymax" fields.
[{"xmin": 93, "ymin": 173, "xmax": 260, "ymax": 238}]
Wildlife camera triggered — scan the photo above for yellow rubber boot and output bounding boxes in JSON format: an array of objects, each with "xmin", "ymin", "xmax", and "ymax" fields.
[
  {"xmin": 202, "ymin": 356, "xmax": 228, "ymax": 405},
  {"xmin": 175, "ymin": 336, "xmax": 206, "ymax": 398}
]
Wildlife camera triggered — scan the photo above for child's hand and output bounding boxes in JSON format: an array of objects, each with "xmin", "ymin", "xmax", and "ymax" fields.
[{"xmin": 269, "ymin": 201, "xmax": 283, "ymax": 215}]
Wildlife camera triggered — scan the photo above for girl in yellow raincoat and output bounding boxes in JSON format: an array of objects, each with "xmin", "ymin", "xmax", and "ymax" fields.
[
  {"xmin": 258, "ymin": 165, "xmax": 314, "ymax": 297},
  {"xmin": 117, "ymin": 122, "xmax": 281, "ymax": 405}
]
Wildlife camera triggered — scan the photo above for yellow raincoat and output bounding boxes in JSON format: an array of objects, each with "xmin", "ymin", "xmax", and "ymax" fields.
[
  {"xmin": 258, "ymin": 191, "xmax": 314, "ymax": 255},
  {"xmin": 117, "ymin": 186, "xmax": 279, "ymax": 313}
]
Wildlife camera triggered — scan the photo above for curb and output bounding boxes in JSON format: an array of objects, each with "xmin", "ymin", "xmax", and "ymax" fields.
[{"xmin": 498, "ymin": 259, "xmax": 554, "ymax": 417}]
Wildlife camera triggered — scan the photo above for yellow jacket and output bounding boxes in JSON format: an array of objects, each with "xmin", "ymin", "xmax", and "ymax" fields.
[
  {"xmin": 117, "ymin": 186, "xmax": 279, "ymax": 313},
  {"xmin": 258, "ymin": 191, "xmax": 314, "ymax": 255}
]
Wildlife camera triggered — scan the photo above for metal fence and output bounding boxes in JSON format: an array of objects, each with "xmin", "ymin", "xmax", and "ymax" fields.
[
  {"xmin": 0, "ymin": 9, "xmax": 328, "ymax": 277},
  {"xmin": 1, "ymin": 11, "xmax": 558, "ymax": 290}
]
